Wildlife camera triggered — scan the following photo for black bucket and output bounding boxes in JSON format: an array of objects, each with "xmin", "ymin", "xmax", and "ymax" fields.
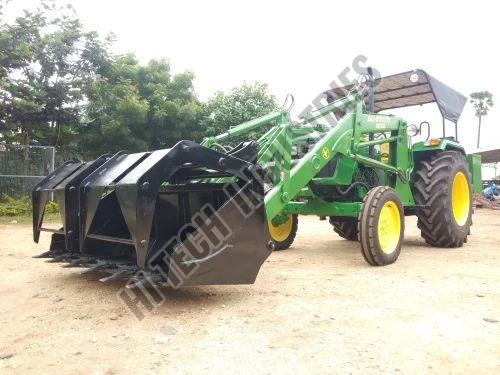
[{"xmin": 32, "ymin": 140, "xmax": 272, "ymax": 286}]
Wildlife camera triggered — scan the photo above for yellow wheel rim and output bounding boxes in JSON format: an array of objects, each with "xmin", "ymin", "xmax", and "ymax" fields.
[
  {"xmin": 269, "ymin": 215, "xmax": 293, "ymax": 242},
  {"xmin": 452, "ymin": 172, "xmax": 470, "ymax": 226},
  {"xmin": 377, "ymin": 200, "xmax": 401, "ymax": 254}
]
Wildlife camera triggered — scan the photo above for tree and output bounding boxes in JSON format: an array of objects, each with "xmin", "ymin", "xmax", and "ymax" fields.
[
  {"xmin": 79, "ymin": 55, "xmax": 202, "ymax": 158},
  {"xmin": 0, "ymin": 0, "xmax": 112, "ymax": 158},
  {"xmin": 470, "ymin": 91, "xmax": 494, "ymax": 148},
  {"xmin": 200, "ymin": 82, "xmax": 277, "ymax": 144},
  {"xmin": 0, "ymin": 1, "xmax": 278, "ymax": 162}
]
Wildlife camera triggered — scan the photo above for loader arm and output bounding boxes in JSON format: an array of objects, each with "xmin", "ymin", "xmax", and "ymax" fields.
[
  {"xmin": 265, "ymin": 92, "xmax": 415, "ymax": 221},
  {"xmin": 264, "ymin": 114, "xmax": 355, "ymax": 220}
]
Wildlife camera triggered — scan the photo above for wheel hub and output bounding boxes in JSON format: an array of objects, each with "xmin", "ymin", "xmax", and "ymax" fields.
[
  {"xmin": 269, "ymin": 214, "xmax": 293, "ymax": 242},
  {"xmin": 377, "ymin": 200, "xmax": 401, "ymax": 254},
  {"xmin": 452, "ymin": 172, "xmax": 470, "ymax": 226}
]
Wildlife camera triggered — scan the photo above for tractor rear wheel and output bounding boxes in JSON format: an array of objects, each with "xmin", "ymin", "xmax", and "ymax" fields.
[
  {"xmin": 329, "ymin": 217, "xmax": 358, "ymax": 241},
  {"xmin": 413, "ymin": 151, "xmax": 472, "ymax": 247},
  {"xmin": 358, "ymin": 186, "xmax": 404, "ymax": 266},
  {"xmin": 268, "ymin": 214, "xmax": 298, "ymax": 251}
]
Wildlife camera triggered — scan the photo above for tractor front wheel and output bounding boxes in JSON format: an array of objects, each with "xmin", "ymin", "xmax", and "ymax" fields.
[
  {"xmin": 268, "ymin": 214, "xmax": 298, "ymax": 251},
  {"xmin": 358, "ymin": 186, "xmax": 405, "ymax": 266}
]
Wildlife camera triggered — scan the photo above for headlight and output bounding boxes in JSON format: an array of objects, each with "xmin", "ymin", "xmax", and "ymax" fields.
[{"xmin": 407, "ymin": 124, "xmax": 420, "ymax": 137}]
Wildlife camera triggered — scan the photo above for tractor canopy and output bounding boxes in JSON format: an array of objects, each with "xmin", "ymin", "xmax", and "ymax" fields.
[{"xmin": 325, "ymin": 69, "xmax": 467, "ymax": 124}]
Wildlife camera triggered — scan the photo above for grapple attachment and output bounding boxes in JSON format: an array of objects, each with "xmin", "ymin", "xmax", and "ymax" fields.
[{"xmin": 33, "ymin": 140, "xmax": 271, "ymax": 286}]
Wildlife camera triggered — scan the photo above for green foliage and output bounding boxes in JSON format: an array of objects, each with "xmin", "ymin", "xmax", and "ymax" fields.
[
  {"xmin": 470, "ymin": 91, "xmax": 494, "ymax": 147},
  {"xmin": 470, "ymin": 91, "xmax": 494, "ymax": 118},
  {"xmin": 0, "ymin": 0, "xmax": 113, "ymax": 155},
  {"xmin": 0, "ymin": 194, "xmax": 58, "ymax": 216},
  {"xmin": 0, "ymin": 1, "xmax": 279, "ymax": 161},
  {"xmin": 0, "ymin": 195, "xmax": 31, "ymax": 216},
  {"xmin": 79, "ymin": 55, "xmax": 202, "ymax": 158},
  {"xmin": 45, "ymin": 200, "xmax": 59, "ymax": 214},
  {"xmin": 200, "ymin": 82, "xmax": 278, "ymax": 144}
]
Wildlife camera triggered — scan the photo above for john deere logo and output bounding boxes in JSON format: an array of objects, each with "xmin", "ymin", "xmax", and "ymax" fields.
[{"xmin": 321, "ymin": 147, "xmax": 330, "ymax": 160}]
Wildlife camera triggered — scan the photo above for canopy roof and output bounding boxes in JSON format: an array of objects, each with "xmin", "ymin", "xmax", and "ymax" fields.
[{"xmin": 325, "ymin": 69, "xmax": 467, "ymax": 123}]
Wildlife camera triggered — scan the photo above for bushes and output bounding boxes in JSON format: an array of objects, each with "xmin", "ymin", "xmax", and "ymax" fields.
[
  {"xmin": 0, "ymin": 195, "xmax": 31, "ymax": 216},
  {"xmin": 0, "ymin": 195, "xmax": 59, "ymax": 216},
  {"xmin": 45, "ymin": 201, "xmax": 59, "ymax": 215}
]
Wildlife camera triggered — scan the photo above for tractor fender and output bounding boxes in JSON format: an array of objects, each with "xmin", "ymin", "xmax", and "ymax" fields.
[{"xmin": 412, "ymin": 139, "xmax": 466, "ymax": 156}]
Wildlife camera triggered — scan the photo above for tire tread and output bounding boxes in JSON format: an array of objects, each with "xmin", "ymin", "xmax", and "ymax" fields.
[{"xmin": 413, "ymin": 151, "xmax": 472, "ymax": 247}]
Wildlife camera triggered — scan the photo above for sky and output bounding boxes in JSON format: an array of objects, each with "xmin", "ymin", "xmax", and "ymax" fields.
[{"xmin": 4, "ymin": 0, "xmax": 500, "ymax": 174}]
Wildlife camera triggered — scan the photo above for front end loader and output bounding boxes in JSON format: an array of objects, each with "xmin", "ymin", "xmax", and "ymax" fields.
[{"xmin": 32, "ymin": 69, "xmax": 481, "ymax": 286}]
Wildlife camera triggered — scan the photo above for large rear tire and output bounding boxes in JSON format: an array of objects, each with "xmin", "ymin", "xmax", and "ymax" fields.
[
  {"xmin": 413, "ymin": 151, "xmax": 472, "ymax": 247},
  {"xmin": 329, "ymin": 217, "xmax": 358, "ymax": 241},
  {"xmin": 358, "ymin": 186, "xmax": 404, "ymax": 266},
  {"xmin": 268, "ymin": 214, "xmax": 298, "ymax": 251}
]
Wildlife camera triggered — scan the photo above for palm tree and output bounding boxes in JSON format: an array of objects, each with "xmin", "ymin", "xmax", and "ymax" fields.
[{"xmin": 470, "ymin": 91, "xmax": 494, "ymax": 148}]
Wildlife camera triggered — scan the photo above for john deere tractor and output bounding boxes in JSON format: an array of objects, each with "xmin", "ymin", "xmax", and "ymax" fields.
[{"xmin": 32, "ymin": 69, "xmax": 482, "ymax": 287}]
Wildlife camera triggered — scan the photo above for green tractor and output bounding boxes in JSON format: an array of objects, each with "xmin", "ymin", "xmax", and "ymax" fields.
[
  {"xmin": 32, "ymin": 69, "xmax": 482, "ymax": 286},
  {"xmin": 257, "ymin": 69, "xmax": 482, "ymax": 265}
]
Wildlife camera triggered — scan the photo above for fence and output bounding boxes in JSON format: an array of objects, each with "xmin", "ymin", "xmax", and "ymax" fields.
[{"xmin": 0, "ymin": 143, "xmax": 55, "ymax": 199}]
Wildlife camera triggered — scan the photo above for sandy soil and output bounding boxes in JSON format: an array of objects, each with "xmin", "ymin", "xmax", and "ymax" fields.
[{"xmin": 0, "ymin": 210, "xmax": 499, "ymax": 374}]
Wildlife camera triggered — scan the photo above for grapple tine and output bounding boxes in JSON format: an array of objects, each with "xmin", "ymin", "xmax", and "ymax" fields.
[
  {"xmin": 46, "ymin": 254, "xmax": 71, "ymax": 263},
  {"xmin": 62, "ymin": 257, "xmax": 95, "ymax": 268},
  {"xmin": 125, "ymin": 274, "xmax": 164, "ymax": 289},
  {"xmin": 62, "ymin": 259, "xmax": 79, "ymax": 267},
  {"xmin": 124, "ymin": 278, "xmax": 148, "ymax": 289},
  {"xmin": 32, "ymin": 250, "xmax": 54, "ymax": 259},
  {"xmin": 80, "ymin": 261, "xmax": 109, "ymax": 275},
  {"xmin": 99, "ymin": 269, "xmax": 134, "ymax": 284}
]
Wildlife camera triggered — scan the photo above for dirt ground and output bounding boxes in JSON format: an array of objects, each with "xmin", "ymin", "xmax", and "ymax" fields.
[{"xmin": 0, "ymin": 210, "xmax": 499, "ymax": 374}]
